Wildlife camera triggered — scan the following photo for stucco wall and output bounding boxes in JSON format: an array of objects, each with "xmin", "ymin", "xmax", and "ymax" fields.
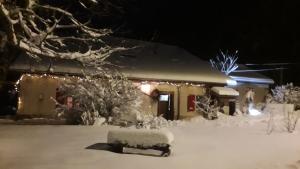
[
  {"xmin": 18, "ymin": 75, "xmax": 206, "ymax": 120},
  {"xmin": 18, "ymin": 75, "xmax": 60, "ymax": 116},
  {"xmin": 138, "ymin": 84, "xmax": 205, "ymax": 120},
  {"xmin": 179, "ymin": 85, "xmax": 205, "ymax": 119}
]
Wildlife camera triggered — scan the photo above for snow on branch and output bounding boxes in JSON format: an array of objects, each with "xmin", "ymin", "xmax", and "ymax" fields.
[
  {"xmin": 195, "ymin": 95, "xmax": 219, "ymax": 120},
  {"xmin": 271, "ymin": 83, "xmax": 300, "ymax": 106},
  {"xmin": 55, "ymin": 70, "xmax": 143, "ymax": 125},
  {"xmin": 0, "ymin": 0, "xmax": 124, "ymax": 66},
  {"xmin": 210, "ymin": 50, "xmax": 239, "ymax": 75}
]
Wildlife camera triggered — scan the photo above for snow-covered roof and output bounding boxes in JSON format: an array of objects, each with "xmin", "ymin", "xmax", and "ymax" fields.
[
  {"xmin": 9, "ymin": 54, "xmax": 91, "ymax": 75},
  {"xmin": 230, "ymin": 65, "xmax": 274, "ymax": 84},
  {"xmin": 104, "ymin": 37, "xmax": 232, "ymax": 84},
  {"xmin": 211, "ymin": 87, "xmax": 239, "ymax": 96},
  {"xmin": 10, "ymin": 37, "xmax": 233, "ymax": 85}
]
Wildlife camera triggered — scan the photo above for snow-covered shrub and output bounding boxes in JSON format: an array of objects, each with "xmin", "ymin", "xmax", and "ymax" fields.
[
  {"xmin": 210, "ymin": 50, "xmax": 239, "ymax": 75},
  {"xmin": 271, "ymin": 83, "xmax": 300, "ymax": 107},
  {"xmin": 136, "ymin": 114, "xmax": 180, "ymax": 129},
  {"xmin": 195, "ymin": 95, "xmax": 219, "ymax": 120},
  {"xmin": 264, "ymin": 104, "xmax": 299, "ymax": 134},
  {"xmin": 284, "ymin": 110, "xmax": 300, "ymax": 133},
  {"xmin": 55, "ymin": 71, "xmax": 142, "ymax": 125},
  {"xmin": 107, "ymin": 128, "xmax": 174, "ymax": 156},
  {"xmin": 107, "ymin": 128, "xmax": 174, "ymax": 148}
]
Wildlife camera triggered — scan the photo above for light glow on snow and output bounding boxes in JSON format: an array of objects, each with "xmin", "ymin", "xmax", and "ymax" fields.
[
  {"xmin": 248, "ymin": 108, "xmax": 261, "ymax": 116},
  {"xmin": 140, "ymin": 83, "xmax": 151, "ymax": 95}
]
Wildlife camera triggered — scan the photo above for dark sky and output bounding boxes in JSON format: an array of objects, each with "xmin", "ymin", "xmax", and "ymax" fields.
[{"xmin": 97, "ymin": 0, "xmax": 300, "ymax": 84}]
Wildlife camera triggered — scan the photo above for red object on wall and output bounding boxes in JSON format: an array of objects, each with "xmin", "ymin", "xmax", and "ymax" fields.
[{"xmin": 187, "ymin": 95, "xmax": 195, "ymax": 111}]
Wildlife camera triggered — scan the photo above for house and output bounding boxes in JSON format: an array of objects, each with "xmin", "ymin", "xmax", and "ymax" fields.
[
  {"xmin": 9, "ymin": 38, "xmax": 240, "ymax": 119},
  {"xmin": 105, "ymin": 38, "xmax": 238, "ymax": 119}
]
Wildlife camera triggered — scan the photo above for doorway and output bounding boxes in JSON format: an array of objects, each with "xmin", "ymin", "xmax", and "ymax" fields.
[
  {"xmin": 229, "ymin": 100, "xmax": 236, "ymax": 116},
  {"xmin": 157, "ymin": 92, "xmax": 174, "ymax": 120}
]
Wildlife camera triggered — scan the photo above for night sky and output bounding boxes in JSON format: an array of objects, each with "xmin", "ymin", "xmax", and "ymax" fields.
[{"xmin": 97, "ymin": 1, "xmax": 300, "ymax": 84}]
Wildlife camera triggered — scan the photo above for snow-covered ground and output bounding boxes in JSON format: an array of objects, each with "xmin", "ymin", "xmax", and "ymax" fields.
[{"xmin": 0, "ymin": 113, "xmax": 300, "ymax": 169}]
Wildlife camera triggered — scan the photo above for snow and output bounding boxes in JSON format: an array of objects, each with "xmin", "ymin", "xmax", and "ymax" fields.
[
  {"xmin": 106, "ymin": 38, "xmax": 232, "ymax": 84},
  {"xmin": 1, "ymin": 113, "xmax": 300, "ymax": 169},
  {"xmin": 107, "ymin": 128, "xmax": 174, "ymax": 147},
  {"xmin": 263, "ymin": 104, "xmax": 295, "ymax": 115},
  {"xmin": 211, "ymin": 86, "xmax": 239, "ymax": 96}
]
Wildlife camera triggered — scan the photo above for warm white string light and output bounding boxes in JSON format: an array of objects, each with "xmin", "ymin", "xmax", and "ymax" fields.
[
  {"xmin": 15, "ymin": 74, "xmax": 92, "ymax": 92},
  {"xmin": 140, "ymin": 81, "xmax": 205, "ymax": 87}
]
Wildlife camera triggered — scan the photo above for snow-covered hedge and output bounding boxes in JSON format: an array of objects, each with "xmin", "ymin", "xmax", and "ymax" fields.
[
  {"xmin": 136, "ymin": 114, "xmax": 182, "ymax": 129},
  {"xmin": 107, "ymin": 128, "xmax": 174, "ymax": 148}
]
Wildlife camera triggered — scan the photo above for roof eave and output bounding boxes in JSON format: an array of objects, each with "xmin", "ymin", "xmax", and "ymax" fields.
[{"xmin": 230, "ymin": 76, "xmax": 274, "ymax": 84}]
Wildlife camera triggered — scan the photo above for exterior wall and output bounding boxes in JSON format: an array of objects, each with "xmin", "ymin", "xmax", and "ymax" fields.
[
  {"xmin": 179, "ymin": 85, "xmax": 205, "ymax": 119},
  {"xmin": 231, "ymin": 83, "xmax": 270, "ymax": 110},
  {"xmin": 212, "ymin": 95, "xmax": 238, "ymax": 115},
  {"xmin": 18, "ymin": 75, "xmax": 60, "ymax": 116},
  {"xmin": 137, "ymin": 83, "xmax": 206, "ymax": 120},
  {"xmin": 17, "ymin": 75, "xmax": 207, "ymax": 120}
]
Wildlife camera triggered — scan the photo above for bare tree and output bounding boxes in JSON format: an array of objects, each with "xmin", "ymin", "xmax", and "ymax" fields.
[
  {"xmin": 0, "ymin": 0, "xmax": 124, "ymax": 85},
  {"xmin": 210, "ymin": 50, "xmax": 239, "ymax": 75}
]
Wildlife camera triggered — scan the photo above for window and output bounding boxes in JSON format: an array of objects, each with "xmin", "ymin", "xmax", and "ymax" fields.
[{"xmin": 159, "ymin": 95, "xmax": 169, "ymax": 101}]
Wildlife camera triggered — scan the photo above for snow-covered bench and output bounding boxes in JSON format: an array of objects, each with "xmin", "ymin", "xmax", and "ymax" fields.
[{"xmin": 107, "ymin": 128, "xmax": 174, "ymax": 157}]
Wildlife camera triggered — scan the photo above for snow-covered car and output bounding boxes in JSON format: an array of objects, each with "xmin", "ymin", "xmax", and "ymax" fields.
[{"xmin": 107, "ymin": 128, "xmax": 174, "ymax": 157}]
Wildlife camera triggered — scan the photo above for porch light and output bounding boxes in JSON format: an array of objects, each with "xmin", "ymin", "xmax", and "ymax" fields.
[
  {"xmin": 226, "ymin": 79, "xmax": 237, "ymax": 86},
  {"xmin": 140, "ymin": 83, "xmax": 151, "ymax": 95},
  {"xmin": 248, "ymin": 108, "xmax": 261, "ymax": 116}
]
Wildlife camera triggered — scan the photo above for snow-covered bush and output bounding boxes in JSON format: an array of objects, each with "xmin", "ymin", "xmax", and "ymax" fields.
[
  {"xmin": 136, "ymin": 114, "xmax": 180, "ymax": 129},
  {"xmin": 195, "ymin": 95, "xmax": 219, "ymax": 120},
  {"xmin": 210, "ymin": 50, "xmax": 239, "ymax": 75},
  {"xmin": 107, "ymin": 128, "xmax": 174, "ymax": 148},
  {"xmin": 265, "ymin": 84, "xmax": 300, "ymax": 133},
  {"xmin": 107, "ymin": 128, "xmax": 174, "ymax": 156},
  {"xmin": 55, "ymin": 71, "xmax": 142, "ymax": 125},
  {"xmin": 284, "ymin": 110, "xmax": 300, "ymax": 133},
  {"xmin": 271, "ymin": 83, "xmax": 300, "ymax": 107}
]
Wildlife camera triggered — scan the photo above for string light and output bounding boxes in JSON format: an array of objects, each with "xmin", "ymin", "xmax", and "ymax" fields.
[
  {"xmin": 139, "ymin": 81, "xmax": 205, "ymax": 87},
  {"xmin": 15, "ymin": 74, "xmax": 207, "ymax": 112},
  {"xmin": 14, "ymin": 73, "xmax": 94, "ymax": 92}
]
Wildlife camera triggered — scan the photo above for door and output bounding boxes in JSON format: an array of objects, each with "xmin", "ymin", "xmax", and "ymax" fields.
[
  {"xmin": 229, "ymin": 100, "xmax": 236, "ymax": 116},
  {"xmin": 157, "ymin": 92, "xmax": 174, "ymax": 120}
]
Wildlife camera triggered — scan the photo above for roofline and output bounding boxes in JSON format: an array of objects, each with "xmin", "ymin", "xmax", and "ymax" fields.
[
  {"xmin": 127, "ymin": 77, "xmax": 227, "ymax": 85},
  {"xmin": 230, "ymin": 76, "xmax": 274, "ymax": 84},
  {"xmin": 9, "ymin": 70, "xmax": 228, "ymax": 85}
]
